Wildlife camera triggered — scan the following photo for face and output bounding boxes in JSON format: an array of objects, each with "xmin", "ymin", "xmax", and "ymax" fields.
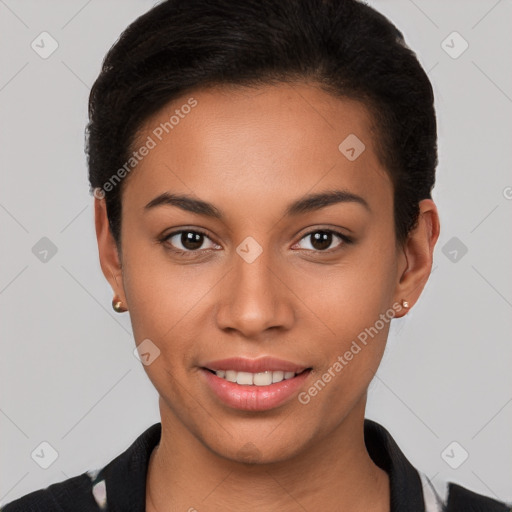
[{"xmin": 97, "ymin": 82, "xmax": 423, "ymax": 464}]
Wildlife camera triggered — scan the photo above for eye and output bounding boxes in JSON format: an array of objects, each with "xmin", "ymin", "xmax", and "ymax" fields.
[
  {"xmin": 294, "ymin": 229, "xmax": 352, "ymax": 252},
  {"xmin": 159, "ymin": 227, "xmax": 352, "ymax": 257},
  {"xmin": 161, "ymin": 229, "xmax": 220, "ymax": 255}
]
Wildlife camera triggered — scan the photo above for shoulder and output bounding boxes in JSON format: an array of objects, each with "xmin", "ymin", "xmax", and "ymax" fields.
[
  {"xmin": 1, "ymin": 423, "xmax": 160, "ymax": 512},
  {"xmin": 0, "ymin": 472, "xmax": 101, "ymax": 512},
  {"xmin": 445, "ymin": 481, "xmax": 511, "ymax": 512},
  {"xmin": 420, "ymin": 473, "xmax": 511, "ymax": 512},
  {"xmin": 364, "ymin": 419, "xmax": 511, "ymax": 512}
]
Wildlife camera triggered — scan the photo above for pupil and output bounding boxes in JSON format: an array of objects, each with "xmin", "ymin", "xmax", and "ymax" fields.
[
  {"xmin": 312, "ymin": 231, "xmax": 331, "ymax": 251},
  {"xmin": 182, "ymin": 231, "xmax": 203, "ymax": 250},
  {"xmin": 179, "ymin": 231, "xmax": 333, "ymax": 252}
]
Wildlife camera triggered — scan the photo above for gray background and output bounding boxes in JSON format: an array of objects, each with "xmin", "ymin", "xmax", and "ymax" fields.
[{"xmin": 1, "ymin": 0, "xmax": 511, "ymax": 506}]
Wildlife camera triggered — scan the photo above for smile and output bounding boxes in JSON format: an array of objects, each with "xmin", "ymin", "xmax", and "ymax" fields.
[
  {"xmin": 201, "ymin": 367, "xmax": 312, "ymax": 411},
  {"xmin": 207, "ymin": 369, "xmax": 306, "ymax": 386}
]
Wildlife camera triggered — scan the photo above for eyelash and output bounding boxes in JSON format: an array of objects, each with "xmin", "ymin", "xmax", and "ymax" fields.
[{"xmin": 158, "ymin": 228, "xmax": 353, "ymax": 257}]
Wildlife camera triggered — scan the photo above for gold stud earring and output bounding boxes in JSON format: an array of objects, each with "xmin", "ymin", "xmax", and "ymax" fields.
[
  {"xmin": 401, "ymin": 299, "xmax": 409, "ymax": 309},
  {"xmin": 112, "ymin": 297, "xmax": 128, "ymax": 313}
]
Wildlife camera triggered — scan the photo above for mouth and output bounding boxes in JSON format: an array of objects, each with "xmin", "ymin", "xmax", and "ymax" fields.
[
  {"xmin": 202, "ymin": 367, "xmax": 312, "ymax": 386},
  {"xmin": 199, "ymin": 356, "xmax": 313, "ymax": 410}
]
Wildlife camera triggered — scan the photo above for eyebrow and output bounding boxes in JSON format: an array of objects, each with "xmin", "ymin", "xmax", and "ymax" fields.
[{"xmin": 144, "ymin": 189, "xmax": 370, "ymax": 219}]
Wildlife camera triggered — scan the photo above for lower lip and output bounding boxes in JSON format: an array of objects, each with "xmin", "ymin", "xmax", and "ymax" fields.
[{"xmin": 200, "ymin": 368, "xmax": 311, "ymax": 411}]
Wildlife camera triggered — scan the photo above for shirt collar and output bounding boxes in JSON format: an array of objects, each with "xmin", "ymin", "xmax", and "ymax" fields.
[
  {"xmin": 364, "ymin": 418, "xmax": 426, "ymax": 511},
  {"xmin": 99, "ymin": 419, "xmax": 425, "ymax": 511}
]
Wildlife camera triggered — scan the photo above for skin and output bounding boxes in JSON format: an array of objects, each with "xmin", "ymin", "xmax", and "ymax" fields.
[{"xmin": 94, "ymin": 82, "xmax": 439, "ymax": 511}]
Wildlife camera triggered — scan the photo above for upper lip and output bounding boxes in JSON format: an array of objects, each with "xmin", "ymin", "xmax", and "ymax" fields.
[{"xmin": 202, "ymin": 356, "xmax": 310, "ymax": 374}]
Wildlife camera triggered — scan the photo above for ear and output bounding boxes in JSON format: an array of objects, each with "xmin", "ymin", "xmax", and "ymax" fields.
[
  {"xmin": 94, "ymin": 195, "xmax": 127, "ymax": 305},
  {"xmin": 393, "ymin": 199, "xmax": 440, "ymax": 318}
]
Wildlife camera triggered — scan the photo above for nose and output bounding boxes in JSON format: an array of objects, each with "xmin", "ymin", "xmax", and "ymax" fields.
[{"xmin": 215, "ymin": 246, "xmax": 295, "ymax": 339}]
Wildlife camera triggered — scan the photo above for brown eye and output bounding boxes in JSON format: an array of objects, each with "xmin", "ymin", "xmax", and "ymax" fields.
[
  {"xmin": 163, "ymin": 230, "xmax": 219, "ymax": 254},
  {"xmin": 295, "ymin": 229, "xmax": 351, "ymax": 252}
]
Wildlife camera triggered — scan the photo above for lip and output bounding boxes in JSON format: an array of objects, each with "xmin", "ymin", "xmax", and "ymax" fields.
[
  {"xmin": 202, "ymin": 356, "xmax": 309, "ymax": 373},
  {"xmin": 200, "ymin": 367, "xmax": 312, "ymax": 411}
]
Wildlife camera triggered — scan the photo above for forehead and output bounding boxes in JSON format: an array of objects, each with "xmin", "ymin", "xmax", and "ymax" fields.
[{"xmin": 123, "ymin": 82, "xmax": 392, "ymax": 218}]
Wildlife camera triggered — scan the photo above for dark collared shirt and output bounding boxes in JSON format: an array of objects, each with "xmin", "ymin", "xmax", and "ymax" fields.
[{"xmin": 2, "ymin": 419, "xmax": 510, "ymax": 511}]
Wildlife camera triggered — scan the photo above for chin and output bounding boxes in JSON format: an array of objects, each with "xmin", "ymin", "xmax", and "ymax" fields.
[{"xmin": 204, "ymin": 430, "xmax": 308, "ymax": 467}]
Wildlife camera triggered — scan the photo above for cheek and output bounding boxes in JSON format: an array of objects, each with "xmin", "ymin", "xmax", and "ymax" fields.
[
  {"xmin": 303, "ymin": 237, "xmax": 398, "ymax": 393},
  {"xmin": 122, "ymin": 261, "xmax": 198, "ymax": 401},
  {"xmin": 121, "ymin": 244, "xmax": 220, "ymax": 372},
  {"xmin": 302, "ymin": 282, "xmax": 394, "ymax": 423},
  {"xmin": 121, "ymin": 235, "xmax": 186, "ymax": 321},
  {"xmin": 311, "ymin": 249, "xmax": 397, "ymax": 340},
  {"xmin": 120, "ymin": 245, "xmax": 185, "ymax": 358}
]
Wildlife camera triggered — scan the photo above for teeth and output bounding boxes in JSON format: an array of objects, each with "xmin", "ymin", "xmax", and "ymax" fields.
[
  {"xmin": 272, "ymin": 370, "xmax": 284, "ymax": 383},
  {"xmin": 225, "ymin": 370, "xmax": 237, "ymax": 383},
  {"xmin": 236, "ymin": 371, "xmax": 253, "ymax": 385},
  {"xmin": 253, "ymin": 372, "xmax": 273, "ymax": 386},
  {"xmin": 214, "ymin": 369, "xmax": 300, "ymax": 386}
]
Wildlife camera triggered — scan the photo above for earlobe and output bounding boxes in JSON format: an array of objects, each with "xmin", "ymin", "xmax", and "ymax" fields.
[
  {"xmin": 94, "ymin": 195, "xmax": 127, "ymax": 305},
  {"xmin": 393, "ymin": 199, "xmax": 440, "ymax": 317}
]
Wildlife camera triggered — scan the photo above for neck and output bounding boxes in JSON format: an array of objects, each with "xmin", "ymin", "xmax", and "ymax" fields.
[{"xmin": 146, "ymin": 397, "xmax": 390, "ymax": 512}]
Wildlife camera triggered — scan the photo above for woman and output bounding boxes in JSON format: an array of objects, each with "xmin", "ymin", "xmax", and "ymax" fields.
[{"xmin": 3, "ymin": 0, "xmax": 510, "ymax": 510}]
